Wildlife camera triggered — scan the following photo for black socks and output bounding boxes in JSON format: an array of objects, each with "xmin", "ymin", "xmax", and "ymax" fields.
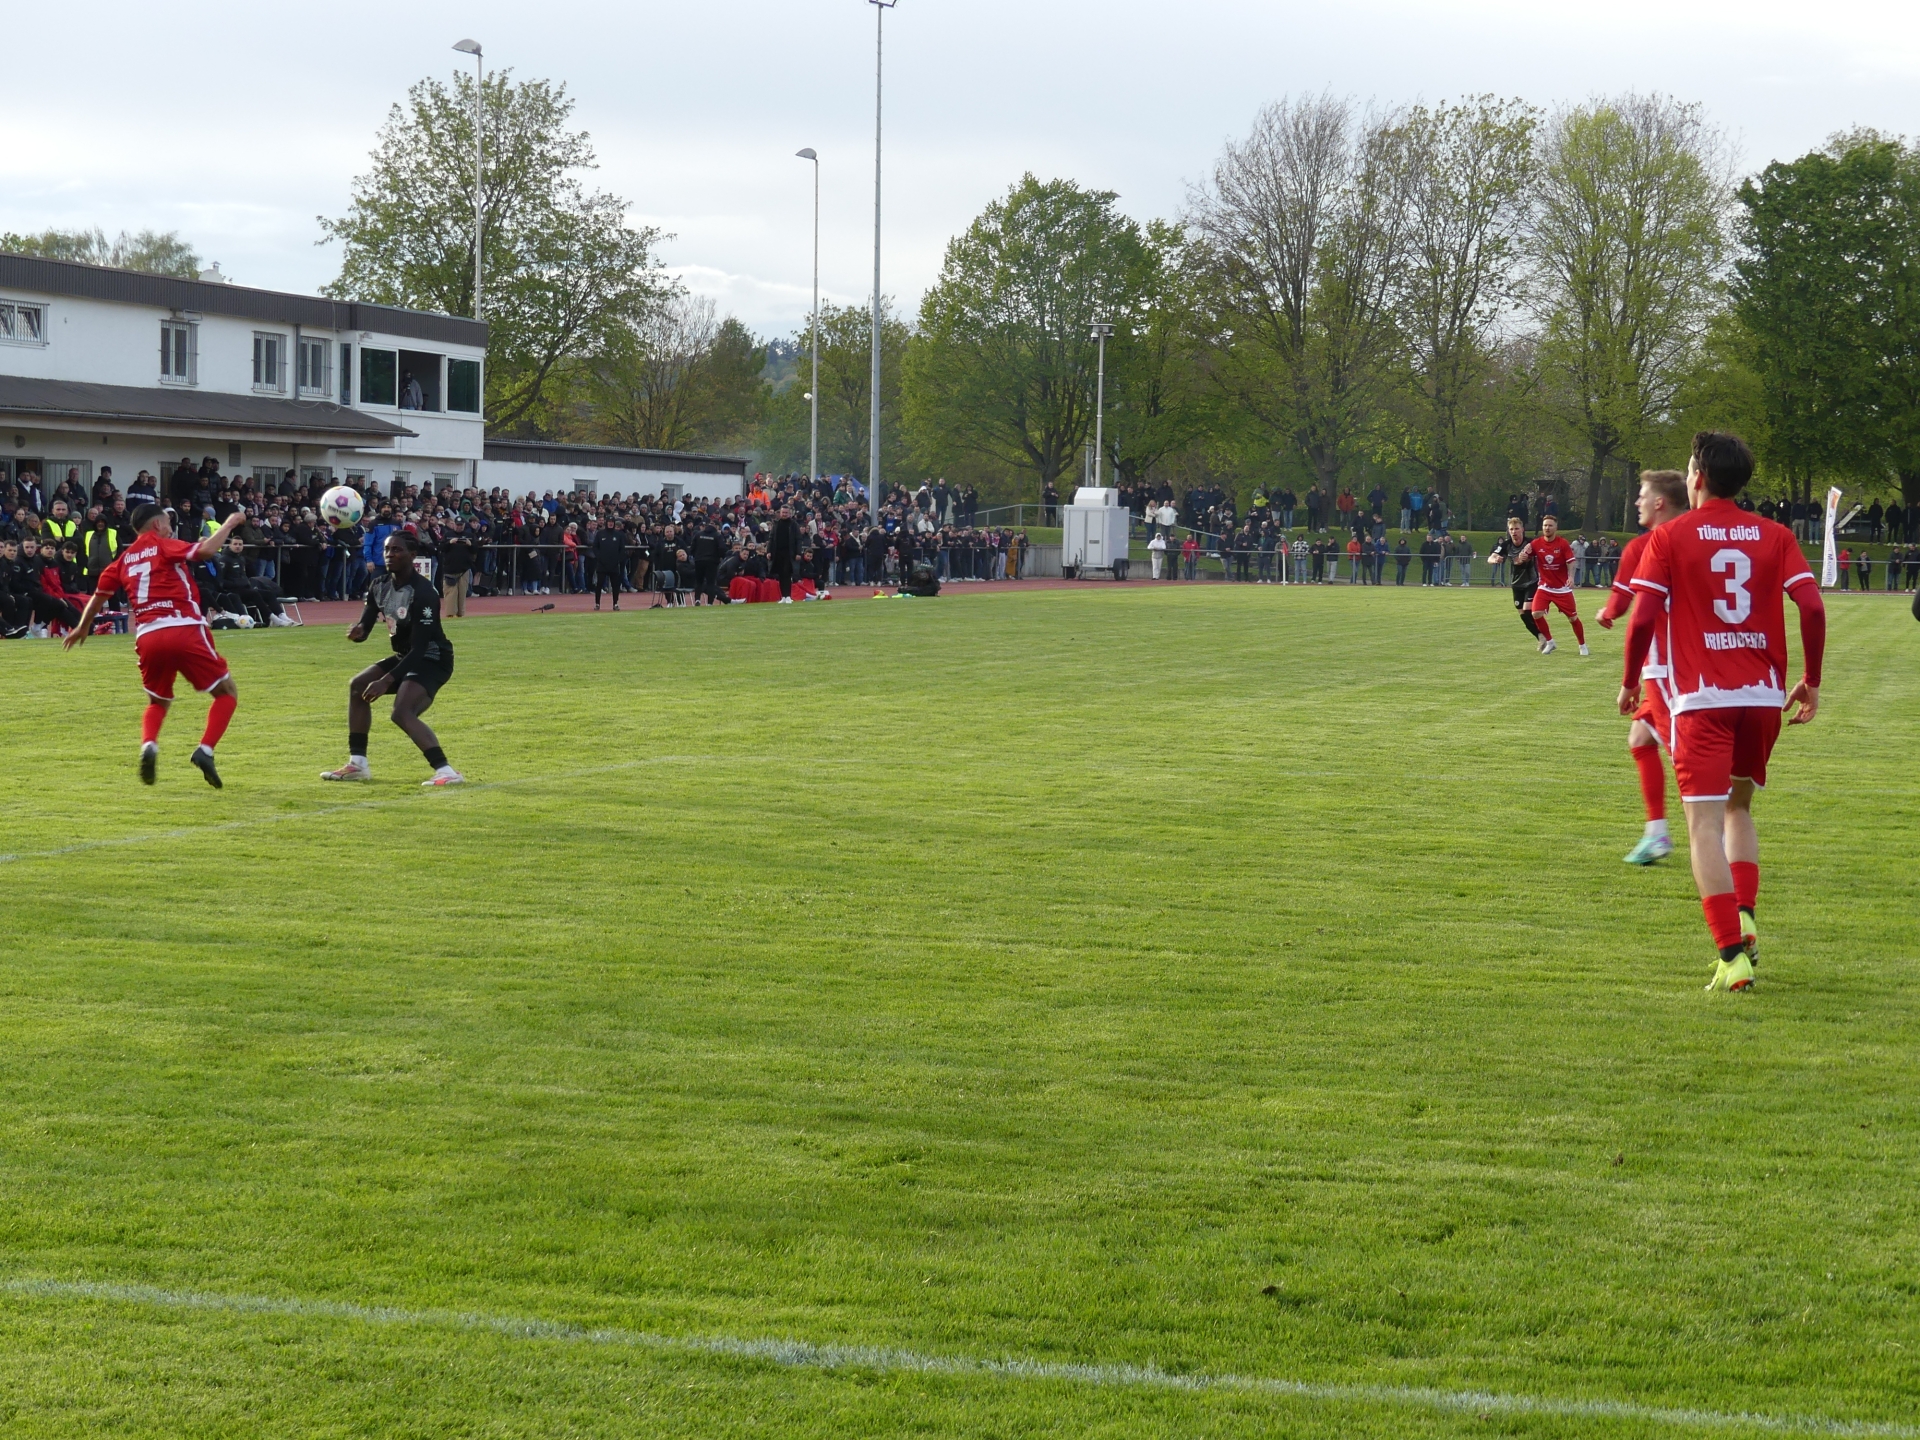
[
  {"xmin": 349, "ymin": 730, "xmax": 369, "ymax": 759},
  {"xmin": 423, "ymin": 746, "xmax": 449, "ymax": 770}
]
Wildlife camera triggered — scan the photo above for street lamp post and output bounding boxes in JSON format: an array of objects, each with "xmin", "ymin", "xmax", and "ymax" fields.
[
  {"xmin": 1090, "ymin": 321, "xmax": 1114, "ymax": 490},
  {"xmin": 453, "ymin": 38, "xmax": 484, "ymax": 321},
  {"xmin": 867, "ymin": 0, "xmax": 897, "ymax": 525},
  {"xmin": 796, "ymin": 148, "xmax": 820, "ymax": 489}
]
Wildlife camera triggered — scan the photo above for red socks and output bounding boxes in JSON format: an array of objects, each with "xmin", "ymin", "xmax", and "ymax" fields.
[
  {"xmin": 201, "ymin": 692, "xmax": 237, "ymax": 750},
  {"xmin": 1702, "ymin": 892, "xmax": 1743, "ymax": 951},
  {"xmin": 1730, "ymin": 861, "xmax": 1759, "ymax": 914},
  {"xmin": 1631, "ymin": 743, "xmax": 1666, "ymax": 822},
  {"xmin": 141, "ymin": 703, "xmax": 167, "ymax": 744},
  {"xmin": 1571, "ymin": 617, "xmax": 1587, "ymax": 644},
  {"xmin": 1535, "ymin": 615, "xmax": 1552, "ymax": 640}
]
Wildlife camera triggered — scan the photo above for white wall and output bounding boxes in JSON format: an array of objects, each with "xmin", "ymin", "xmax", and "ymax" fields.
[
  {"xmin": 483, "ymin": 459, "xmax": 744, "ymax": 502},
  {"xmin": 0, "ymin": 287, "xmax": 484, "ymax": 464}
]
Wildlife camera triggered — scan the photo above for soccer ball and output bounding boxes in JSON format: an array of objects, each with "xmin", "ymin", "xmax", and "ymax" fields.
[{"xmin": 319, "ymin": 485, "xmax": 365, "ymax": 531}]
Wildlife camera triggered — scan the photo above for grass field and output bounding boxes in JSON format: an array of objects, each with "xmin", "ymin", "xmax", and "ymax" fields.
[{"xmin": 3, "ymin": 585, "xmax": 1916, "ymax": 1438}]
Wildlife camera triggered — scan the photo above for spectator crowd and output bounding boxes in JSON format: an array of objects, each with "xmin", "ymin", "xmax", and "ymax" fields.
[{"xmin": 5, "ymin": 458, "xmax": 1917, "ymax": 638}]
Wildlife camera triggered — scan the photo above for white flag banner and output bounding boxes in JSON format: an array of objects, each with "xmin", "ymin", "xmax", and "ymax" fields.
[{"xmin": 1821, "ymin": 486, "xmax": 1843, "ymax": 587}]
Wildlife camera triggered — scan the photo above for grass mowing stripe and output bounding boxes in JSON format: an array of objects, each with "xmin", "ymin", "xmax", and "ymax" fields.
[
  {"xmin": 4, "ymin": 1278, "xmax": 1910, "ymax": 1439},
  {"xmin": 0, "ymin": 753, "xmax": 806, "ymax": 864}
]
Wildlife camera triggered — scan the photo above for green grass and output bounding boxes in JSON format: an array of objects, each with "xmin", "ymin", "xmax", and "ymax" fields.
[{"xmin": 3, "ymin": 587, "xmax": 1916, "ymax": 1438}]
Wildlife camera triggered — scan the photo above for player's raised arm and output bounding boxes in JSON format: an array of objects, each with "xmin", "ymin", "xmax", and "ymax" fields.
[{"xmin": 191, "ymin": 510, "xmax": 248, "ymax": 561}]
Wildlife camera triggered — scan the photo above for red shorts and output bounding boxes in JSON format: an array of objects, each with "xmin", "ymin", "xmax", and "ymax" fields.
[
  {"xmin": 1530, "ymin": 588, "xmax": 1579, "ymax": 618},
  {"xmin": 136, "ymin": 623, "xmax": 230, "ymax": 701},
  {"xmin": 1670, "ymin": 706, "xmax": 1781, "ymax": 803},
  {"xmin": 1634, "ymin": 678, "xmax": 1673, "ymax": 746}
]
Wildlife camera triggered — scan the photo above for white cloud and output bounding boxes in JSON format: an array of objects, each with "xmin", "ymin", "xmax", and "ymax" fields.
[{"xmin": 3, "ymin": 0, "xmax": 1918, "ymax": 334}]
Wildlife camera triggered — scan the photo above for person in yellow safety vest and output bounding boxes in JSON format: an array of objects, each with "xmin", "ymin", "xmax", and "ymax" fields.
[
  {"xmin": 82, "ymin": 512, "xmax": 121, "ymax": 585},
  {"xmin": 41, "ymin": 499, "xmax": 80, "ymax": 548}
]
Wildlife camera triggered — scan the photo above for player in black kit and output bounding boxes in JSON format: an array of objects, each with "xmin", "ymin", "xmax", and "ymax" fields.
[
  {"xmin": 321, "ymin": 530, "xmax": 464, "ymax": 786},
  {"xmin": 1487, "ymin": 515, "xmax": 1542, "ymax": 640}
]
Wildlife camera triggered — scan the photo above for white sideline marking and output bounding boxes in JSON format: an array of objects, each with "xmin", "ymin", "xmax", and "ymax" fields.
[
  {"xmin": 2, "ymin": 1278, "xmax": 1911, "ymax": 1437},
  {"xmin": 0, "ymin": 756, "xmax": 747, "ymax": 866}
]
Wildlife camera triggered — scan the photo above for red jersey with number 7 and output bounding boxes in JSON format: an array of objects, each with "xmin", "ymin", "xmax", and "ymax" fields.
[
  {"xmin": 93, "ymin": 532, "xmax": 209, "ymax": 638},
  {"xmin": 1627, "ymin": 498, "xmax": 1813, "ymax": 713}
]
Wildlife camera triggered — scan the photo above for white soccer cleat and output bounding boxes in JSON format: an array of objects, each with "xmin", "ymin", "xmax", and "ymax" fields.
[
  {"xmin": 321, "ymin": 759, "xmax": 370, "ymax": 782},
  {"xmin": 422, "ymin": 767, "xmax": 465, "ymax": 787},
  {"xmin": 1539, "ymin": 638, "xmax": 1556, "ymax": 654},
  {"xmin": 268, "ymin": 612, "xmax": 297, "ymax": 627},
  {"xmin": 1578, "ymin": 643, "xmax": 1590, "ymax": 656}
]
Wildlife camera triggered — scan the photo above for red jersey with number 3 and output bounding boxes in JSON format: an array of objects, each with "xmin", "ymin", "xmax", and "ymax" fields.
[
  {"xmin": 94, "ymin": 532, "xmax": 208, "ymax": 638},
  {"xmin": 1529, "ymin": 534, "xmax": 1574, "ymax": 592},
  {"xmin": 1627, "ymin": 498, "xmax": 1813, "ymax": 713}
]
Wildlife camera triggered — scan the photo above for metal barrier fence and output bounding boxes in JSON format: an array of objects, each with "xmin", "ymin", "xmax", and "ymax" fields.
[{"xmin": 186, "ymin": 539, "xmax": 1920, "ymax": 601}]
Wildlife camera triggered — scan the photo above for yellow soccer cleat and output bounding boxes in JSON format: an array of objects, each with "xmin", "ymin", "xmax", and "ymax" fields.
[
  {"xmin": 1740, "ymin": 908, "xmax": 1759, "ymax": 966},
  {"xmin": 1705, "ymin": 959, "xmax": 1732, "ymax": 992},
  {"xmin": 1724, "ymin": 953, "xmax": 1755, "ymax": 991}
]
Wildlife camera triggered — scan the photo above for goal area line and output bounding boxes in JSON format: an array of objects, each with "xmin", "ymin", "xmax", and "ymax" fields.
[{"xmin": 2, "ymin": 1277, "xmax": 1908, "ymax": 1437}]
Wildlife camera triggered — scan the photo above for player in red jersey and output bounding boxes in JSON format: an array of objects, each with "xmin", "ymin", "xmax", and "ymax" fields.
[
  {"xmin": 63, "ymin": 502, "xmax": 248, "ymax": 787},
  {"xmin": 1517, "ymin": 515, "xmax": 1588, "ymax": 656},
  {"xmin": 1620, "ymin": 432, "xmax": 1825, "ymax": 992},
  {"xmin": 1596, "ymin": 469, "xmax": 1688, "ymax": 865}
]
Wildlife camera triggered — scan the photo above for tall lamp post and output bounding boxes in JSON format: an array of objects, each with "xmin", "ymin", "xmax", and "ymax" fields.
[
  {"xmin": 796, "ymin": 148, "xmax": 820, "ymax": 488},
  {"xmin": 453, "ymin": 38, "xmax": 484, "ymax": 321},
  {"xmin": 867, "ymin": 0, "xmax": 897, "ymax": 524},
  {"xmin": 1090, "ymin": 321, "xmax": 1113, "ymax": 490}
]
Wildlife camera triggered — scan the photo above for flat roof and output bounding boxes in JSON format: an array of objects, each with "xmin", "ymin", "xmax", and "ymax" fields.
[
  {"xmin": 0, "ymin": 375, "xmax": 415, "ymax": 443},
  {"xmin": 483, "ymin": 440, "xmax": 748, "ymax": 476},
  {"xmin": 0, "ymin": 253, "xmax": 487, "ymax": 349}
]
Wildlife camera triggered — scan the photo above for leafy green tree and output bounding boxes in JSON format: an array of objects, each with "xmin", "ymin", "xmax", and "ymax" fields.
[
  {"xmin": 1098, "ymin": 221, "xmax": 1211, "ymax": 489},
  {"xmin": 1732, "ymin": 140, "xmax": 1899, "ymax": 503},
  {"xmin": 760, "ymin": 301, "xmax": 909, "ymax": 481},
  {"xmin": 320, "ymin": 71, "xmax": 666, "ymax": 435},
  {"xmin": 1530, "ymin": 95, "xmax": 1729, "ymax": 530},
  {"xmin": 905, "ymin": 175, "xmax": 1153, "ymax": 495},
  {"xmin": 1, "ymin": 227, "xmax": 201, "ymax": 277},
  {"xmin": 1387, "ymin": 97, "xmax": 1537, "ymax": 505},
  {"xmin": 578, "ymin": 294, "xmax": 765, "ymax": 453}
]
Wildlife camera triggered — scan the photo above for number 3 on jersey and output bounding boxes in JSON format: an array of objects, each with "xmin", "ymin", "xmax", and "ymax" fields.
[{"xmin": 1711, "ymin": 548, "xmax": 1752, "ymax": 624}]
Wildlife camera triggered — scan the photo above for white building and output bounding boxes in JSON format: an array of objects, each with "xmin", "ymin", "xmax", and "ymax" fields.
[
  {"xmin": 0, "ymin": 252, "xmax": 486, "ymax": 501},
  {"xmin": 483, "ymin": 439, "xmax": 746, "ymax": 503}
]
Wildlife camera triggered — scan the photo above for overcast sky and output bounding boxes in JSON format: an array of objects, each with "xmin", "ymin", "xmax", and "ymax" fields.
[{"xmin": 5, "ymin": 0, "xmax": 1919, "ymax": 336}]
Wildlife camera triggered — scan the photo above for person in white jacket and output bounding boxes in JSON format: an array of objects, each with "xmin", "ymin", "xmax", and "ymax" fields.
[{"xmin": 1148, "ymin": 529, "xmax": 1167, "ymax": 580}]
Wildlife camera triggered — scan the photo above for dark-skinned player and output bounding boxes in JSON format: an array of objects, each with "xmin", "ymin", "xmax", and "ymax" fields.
[{"xmin": 321, "ymin": 529, "xmax": 464, "ymax": 786}]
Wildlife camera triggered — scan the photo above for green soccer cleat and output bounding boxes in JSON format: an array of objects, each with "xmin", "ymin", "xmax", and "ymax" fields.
[
  {"xmin": 1623, "ymin": 833, "xmax": 1673, "ymax": 865},
  {"xmin": 1706, "ymin": 954, "xmax": 1755, "ymax": 992},
  {"xmin": 1740, "ymin": 908, "xmax": 1759, "ymax": 966}
]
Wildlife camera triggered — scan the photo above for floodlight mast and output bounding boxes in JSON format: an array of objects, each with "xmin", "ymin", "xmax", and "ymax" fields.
[
  {"xmin": 868, "ymin": 0, "xmax": 897, "ymax": 524},
  {"xmin": 453, "ymin": 39, "xmax": 484, "ymax": 321},
  {"xmin": 1091, "ymin": 321, "xmax": 1114, "ymax": 489},
  {"xmin": 796, "ymin": 149, "xmax": 820, "ymax": 490}
]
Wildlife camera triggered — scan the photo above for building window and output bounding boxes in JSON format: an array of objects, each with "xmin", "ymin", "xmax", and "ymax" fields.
[
  {"xmin": 0, "ymin": 301, "xmax": 47, "ymax": 345},
  {"xmin": 360, "ymin": 347, "xmax": 397, "ymax": 406},
  {"xmin": 338, "ymin": 343, "xmax": 353, "ymax": 405},
  {"xmin": 253, "ymin": 333, "xmax": 285, "ymax": 391},
  {"xmin": 447, "ymin": 358, "xmax": 481, "ymax": 413},
  {"xmin": 160, "ymin": 320, "xmax": 196, "ymax": 384},
  {"xmin": 397, "ymin": 350, "xmax": 442, "ymax": 411},
  {"xmin": 296, "ymin": 336, "xmax": 328, "ymax": 395}
]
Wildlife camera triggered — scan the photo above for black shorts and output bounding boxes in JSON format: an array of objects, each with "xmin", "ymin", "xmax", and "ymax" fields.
[
  {"xmin": 371, "ymin": 651, "xmax": 454, "ymax": 697},
  {"xmin": 1512, "ymin": 583, "xmax": 1537, "ymax": 611}
]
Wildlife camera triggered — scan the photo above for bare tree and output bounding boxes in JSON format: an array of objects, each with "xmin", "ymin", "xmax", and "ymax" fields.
[
  {"xmin": 1530, "ymin": 94, "xmax": 1731, "ymax": 531},
  {"xmin": 1389, "ymin": 96, "xmax": 1538, "ymax": 506},
  {"xmin": 586, "ymin": 292, "xmax": 723, "ymax": 452},
  {"xmin": 1187, "ymin": 94, "xmax": 1412, "ymax": 493}
]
